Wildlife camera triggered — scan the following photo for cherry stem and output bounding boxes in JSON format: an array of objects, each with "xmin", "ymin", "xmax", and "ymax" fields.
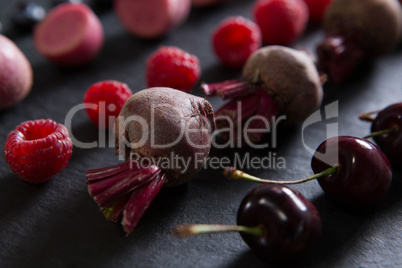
[
  {"xmin": 224, "ymin": 165, "xmax": 339, "ymax": 185},
  {"xmin": 363, "ymin": 126, "xmax": 398, "ymax": 139},
  {"xmin": 172, "ymin": 224, "xmax": 265, "ymax": 238},
  {"xmin": 358, "ymin": 110, "xmax": 381, "ymax": 122}
]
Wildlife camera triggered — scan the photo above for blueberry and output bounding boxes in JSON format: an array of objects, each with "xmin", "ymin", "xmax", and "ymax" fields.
[{"xmin": 11, "ymin": 2, "xmax": 46, "ymax": 31}]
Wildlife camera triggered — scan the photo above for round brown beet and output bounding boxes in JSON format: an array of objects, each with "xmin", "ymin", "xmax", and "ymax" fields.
[
  {"xmin": 0, "ymin": 35, "xmax": 33, "ymax": 110},
  {"xmin": 323, "ymin": 0, "xmax": 402, "ymax": 56},
  {"xmin": 114, "ymin": 87, "xmax": 215, "ymax": 187},
  {"xmin": 242, "ymin": 45, "xmax": 323, "ymax": 124}
]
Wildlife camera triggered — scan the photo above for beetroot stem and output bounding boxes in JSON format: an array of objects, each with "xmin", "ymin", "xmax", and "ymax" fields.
[
  {"xmin": 86, "ymin": 160, "xmax": 167, "ymax": 234},
  {"xmin": 86, "ymin": 161, "xmax": 139, "ymax": 183},
  {"xmin": 201, "ymin": 79, "xmax": 252, "ymax": 100},
  {"xmin": 103, "ymin": 193, "xmax": 131, "ymax": 222},
  {"xmin": 93, "ymin": 166, "xmax": 161, "ymax": 208},
  {"xmin": 244, "ymin": 89, "xmax": 279, "ymax": 143},
  {"xmin": 122, "ymin": 173, "xmax": 166, "ymax": 235}
]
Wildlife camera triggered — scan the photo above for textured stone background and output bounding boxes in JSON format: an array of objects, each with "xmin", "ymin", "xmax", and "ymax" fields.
[{"xmin": 0, "ymin": 0, "xmax": 401, "ymax": 267}]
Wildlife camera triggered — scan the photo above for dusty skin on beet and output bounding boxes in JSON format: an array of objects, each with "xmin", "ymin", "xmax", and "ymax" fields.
[
  {"xmin": 323, "ymin": 0, "xmax": 402, "ymax": 56},
  {"xmin": 114, "ymin": 87, "xmax": 215, "ymax": 186},
  {"xmin": 201, "ymin": 45, "xmax": 323, "ymax": 145},
  {"xmin": 87, "ymin": 87, "xmax": 216, "ymax": 235},
  {"xmin": 317, "ymin": 0, "xmax": 402, "ymax": 82},
  {"xmin": 242, "ymin": 45, "xmax": 323, "ymax": 124}
]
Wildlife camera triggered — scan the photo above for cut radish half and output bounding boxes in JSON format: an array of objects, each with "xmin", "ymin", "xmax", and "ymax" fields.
[
  {"xmin": 114, "ymin": 0, "xmax": 191, "ymax": 39},
  {"xmin": 33, "ymin": 3, "xmax": 104, "ymax": 66}
]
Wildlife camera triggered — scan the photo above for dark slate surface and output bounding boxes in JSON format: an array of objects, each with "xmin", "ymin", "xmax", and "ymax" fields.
[{"xmin": 1, "ymin": 0, "xmax": 401, "ymax": 267}]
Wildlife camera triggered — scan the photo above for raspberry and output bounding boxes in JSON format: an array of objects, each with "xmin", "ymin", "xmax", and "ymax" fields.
[
  {"xmin": 212, "ymin": 16, "xmax": 262, "ymax": 68},
  {"xmin": 303, "ymin": 0, "xmax": 333, "ymax": 22},
  {"xmin": 84, "ymin": 80, "xmax": 133, "ymax": 129},
  {"xmin": 146, "ymin": 46, "xmax": 201, "ymax": 92},
  {"xmin": 253, "ymin": 0, "xmax": 309, "ymax": 45},
  {"xmin": 4, "ymin": 119, "xmax": 73, "ymax": 184}
]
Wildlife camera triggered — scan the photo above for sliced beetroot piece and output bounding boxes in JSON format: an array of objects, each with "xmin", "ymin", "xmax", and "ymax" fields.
[
  {"xmin": 202, "ymin": 45, "xmax": 323, "ymax": 144},
  {"xmin": 317, "ymin": 0, "xmax": 402, "ymax": 83},
  {"xmin": 114, "ymin": 0, "xmax": 191, "ymax": 39},
  {"xmin": 87, "ymin": 87, "xmax": 215, "ymax": 235},
  {"xmin": 0, "ymin": 35, "xmax": 33, "ymax": 110},
  {"xmin": 33, "ymin": 3, "xmax": 104, "ymax": 67}
]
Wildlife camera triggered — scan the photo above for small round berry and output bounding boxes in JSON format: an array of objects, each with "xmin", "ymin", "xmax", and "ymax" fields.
[
  {"xmin": 11, "ymin": 2, "xmax": 46, "ymax": 31},
  {"xmin": 146, "ymin": 46, "xmax": 201, "ymax": 92},
  {"xmin": 237, "ymin": 183, "xmax": 322, "ymax": 261},
  {"xmin": 371, "ymin": 102, "xmax": 402, "ymax": 166},
  {"xmin": 83, "ymin": 80, "xmax": 132, "ymax": 129},
  {"xmin": 303, "ymin": 0, "xmax": 332, "ymax": 23},
  {"xmin": 4, "ymin": 119, "xmax": 73, "ymax": 184},
  {"xmin": 212, "ymin": 16, "xmax": 262, "ymax": 68},
  {"xmin": 311, "ymin": 136, "xmax": 392, "ymax": 207},
  {"xmin": 253, "ymin": 0, "xmax": 309, "ymax": 45}
]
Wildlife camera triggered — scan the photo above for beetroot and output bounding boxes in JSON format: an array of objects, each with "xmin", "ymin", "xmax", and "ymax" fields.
[
  {"xmin": 0, "ymin": 35, "xmax": 33, "ymax": 110},
  {"xmin": 202, "ymin": 45, "xmax": 323, "ymax": 144},
  {"xmin": 33, "ymin": 3, "xmax": 104, "ymax": 66},
  {"xmin": 114, "ymin": 0, "xmax": 191, "ymax": 39},
  {"xmin": 86, "ymin": 87, "xmax": 215, "ymax": 234},
  {"xmin": 317, "ymin": 0, "xmax": 402, "ymax": 83}
]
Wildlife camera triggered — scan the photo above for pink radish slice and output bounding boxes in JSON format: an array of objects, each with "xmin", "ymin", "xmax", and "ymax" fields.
[
  {"xmin": 114, "ymin": 0, "xmax": 191, "ymax": 39},
  {"xmin": 0, "ymin": 35, "xmax": 33, "ymax": 110},
  {"xmin": 33, "ymin": 3, "xmax": 104, "ymax": 66}
]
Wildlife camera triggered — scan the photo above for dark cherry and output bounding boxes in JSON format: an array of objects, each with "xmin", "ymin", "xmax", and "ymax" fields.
[
  {"xmin": 237, "ymin": 183, "xmax": 322, "ymax": 262},
  {"xmin": 311, "ymin": 136, "xmax": 392, "ymax": 207},
  {"xmin": 371, "ymin": 102, "xmax": 402, "ymax": 166},
  {"xmin": 11, "ymin": 2, "xmax": 46, "ymax": 31}
]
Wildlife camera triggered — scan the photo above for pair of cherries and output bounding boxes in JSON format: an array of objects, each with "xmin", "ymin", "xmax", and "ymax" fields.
[{"xmin": 173, "ymin": 102, "xmax": 402, "ymax": 262}]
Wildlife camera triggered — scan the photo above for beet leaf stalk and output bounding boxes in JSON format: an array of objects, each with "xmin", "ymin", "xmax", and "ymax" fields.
[
  {"xmin": 86, "ymin": 160, "xmax": 166, "ymax": 235},
  {"xmin": 203, "ymin": 80, "xmax": 279, "ymax": 144}
]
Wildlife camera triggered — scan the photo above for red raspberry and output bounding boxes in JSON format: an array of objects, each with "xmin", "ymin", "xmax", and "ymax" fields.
[
  {"xmin": 146, "ymin": 46, "xmax": 201, "ymax": 92},
  {"xmin": 4, "ymin": 119, "xmax": 73, "ymax": 184},
  {"xmin": 303, "ymin": 0, "xmax": 333, "ymax": 22},
  {"xmin": 212, "ymin": 16, "xmax": 262, "ymax": 68},
  {"xmin": 253, "ymin": 0, "xmax": 309, "ymax": 45},
  {"xmin": 84, "ymin": 80, "xmax": 132, "ymax": 129}
]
